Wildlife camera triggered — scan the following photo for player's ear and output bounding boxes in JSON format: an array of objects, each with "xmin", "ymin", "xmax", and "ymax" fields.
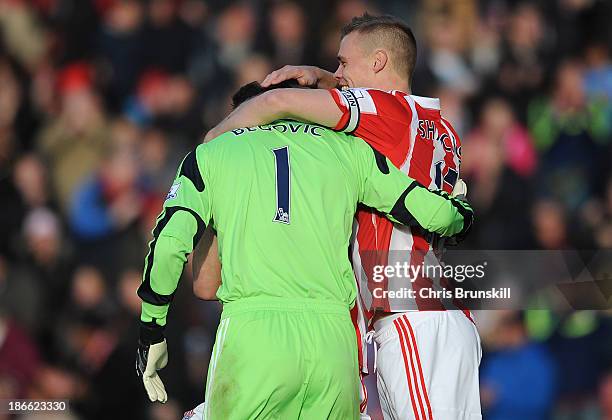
[{"xmin": 373, "ymin": 49, "xmax": 388, "ymax": 74}]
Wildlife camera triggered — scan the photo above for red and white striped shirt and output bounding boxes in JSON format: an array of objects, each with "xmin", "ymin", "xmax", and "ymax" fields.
[{"xmin": 329, "ymin": 87, "xmax": 464, "ymax": 371}]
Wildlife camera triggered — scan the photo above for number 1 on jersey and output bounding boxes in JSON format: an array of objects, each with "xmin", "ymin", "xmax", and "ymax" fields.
[{"xmin": 272, "ymin": 146, "xmax": 291, "ymax": 224}]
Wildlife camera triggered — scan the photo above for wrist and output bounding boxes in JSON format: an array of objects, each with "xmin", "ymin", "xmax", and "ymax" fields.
[{"xmin": 139, "ymin": 320, "xmax": 165, "ymax": 345}]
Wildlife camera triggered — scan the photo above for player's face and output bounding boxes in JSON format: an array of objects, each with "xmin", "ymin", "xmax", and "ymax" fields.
[{"xmin": 334, "ymin": 32, "xmax": 376, "ymax": 88}]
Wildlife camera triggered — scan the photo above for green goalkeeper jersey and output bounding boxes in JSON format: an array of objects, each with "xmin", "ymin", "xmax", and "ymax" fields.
[{"xmin": 138, "ymin": 120, "xmax": 472, "ymax": 326}]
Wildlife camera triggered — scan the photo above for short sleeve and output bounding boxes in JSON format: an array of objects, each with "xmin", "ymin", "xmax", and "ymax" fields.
[{"xmin": 328, "ymin": 88, "xmax": 414, "ymax": 163}]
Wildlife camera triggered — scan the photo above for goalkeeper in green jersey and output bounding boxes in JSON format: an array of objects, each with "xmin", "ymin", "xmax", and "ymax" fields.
[{"xmin": 135, "ymin": 81, "xmax": 473, "ymax": 419}]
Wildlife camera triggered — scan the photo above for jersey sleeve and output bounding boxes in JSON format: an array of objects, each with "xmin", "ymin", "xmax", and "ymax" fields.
[
  {"xmin": 328, "ymin": 88, "xmax": 412, "ymax": 156},
  {"xmin": 138, "ymin": 145, "xmax": 213, "ymax": 327},
  {"xmin": 355, "ymin": 141, "xmax": 473, "ymax": 238}
]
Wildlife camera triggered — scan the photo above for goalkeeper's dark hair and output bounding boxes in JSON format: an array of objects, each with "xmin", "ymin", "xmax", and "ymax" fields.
[{"xmin": 232, "ymin": 79, "xmax": 303, "ymax": 109}]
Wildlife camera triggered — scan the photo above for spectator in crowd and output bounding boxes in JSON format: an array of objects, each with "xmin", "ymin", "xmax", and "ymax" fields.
[
  {"xmin": 0, "ymin": 1, "xmax": 45, "ymax": 71},
  {"xmin": 213, "ymin": 3, "xmax": 256, "ymax": 71},
  {"xmin": 547, "ymin": 311, "xmax": 611, "ymax": 419},
  {"xmin": 97, "ymin": 0, "xmax": 146, "ymax": 111},
  {"xmin": 69, "ymin": 148, "xmax": 142, "ymax": 241},
  {"xmin": 496, "ymin": 2, "xmax": 552, "ymax": 121},
  {"xmin": 20, "ymin": 208, "xmax": 72, "ymax": 337},
  {"xmin": 529, "ymin": 59, "xmax": 610, "ymax": 211},
  {"xmin": 142, "ymin": 0, "xmax": 196, "ymax": 74},
  {"xmin": 139, "ymin": 127, "xmax": 176, "ymax": 197},
  {"xmin": 462, "ymin": 98, "xmax": 535, "ymax": 248},
  {"xmin": 261, "ymin": 1, "xmax": 312, "ymax": 68},
  {"xmin": 583, "ymin": 42, "xmax": 612, "ymax": 110},
  {"xmin": 124, "ymin": 69, "xmax": 202, "ymax": 141},
  {"xmin": 532, "ymin": 199, "xmax": 571, "ymax": 250},
  {"xmin": 480, "ymin": 311, "xmax": 557, "ymax": 420},
  {"xmin": 466, "ymin": 98, "xmax": 537, "ymax": 179},
  {"xmin": 37, "ymin": 63, "xmax": 110, "ymax": 212},
  {"xmin": 420, "ymin": 6, "xmax": 479, "ymax": 96},
  {"xmin": 14, "ymin": 154, "xmax": 52, "ymax": 209}
]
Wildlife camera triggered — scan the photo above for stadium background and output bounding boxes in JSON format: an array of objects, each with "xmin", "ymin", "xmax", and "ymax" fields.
[{"xmin": 0, "ymin": 0, "xmax": 611, "ymax": 418}]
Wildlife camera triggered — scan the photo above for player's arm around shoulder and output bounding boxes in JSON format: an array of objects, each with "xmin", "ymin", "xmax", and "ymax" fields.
[
  {"xmin": 204, "ymin": 88, "xmax": 343, "ymax": 141},
  {"xmin": 354, "ymin": 140, "xmax": 473, "ymax": 241}
]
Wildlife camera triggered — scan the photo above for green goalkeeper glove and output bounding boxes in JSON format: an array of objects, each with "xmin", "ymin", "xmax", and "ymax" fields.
[{"xmin": 136, "ymin": 321, "xmax": 168, "ymax": 403}]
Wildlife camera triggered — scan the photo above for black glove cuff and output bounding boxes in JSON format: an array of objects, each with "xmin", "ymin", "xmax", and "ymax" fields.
[{"xmin": 139, "ymin": 320, "xmax": 165, "ymax": 345}]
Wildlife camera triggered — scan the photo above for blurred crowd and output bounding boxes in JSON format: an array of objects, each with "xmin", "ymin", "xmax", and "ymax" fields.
[{"xmin": 0, "ymin": 0, "xmax": 610, "ymax": 419}]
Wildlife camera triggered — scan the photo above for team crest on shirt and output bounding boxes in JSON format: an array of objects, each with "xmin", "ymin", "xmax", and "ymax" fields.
[{"xmin": 166, "ymin": 182, "xmax": 180, "ymax": 200}]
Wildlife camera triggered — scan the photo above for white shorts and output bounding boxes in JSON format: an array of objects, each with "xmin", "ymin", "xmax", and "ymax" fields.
[{"xmin": 372, "ymin": 311, "xmax": 482, "ymax": 420}]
